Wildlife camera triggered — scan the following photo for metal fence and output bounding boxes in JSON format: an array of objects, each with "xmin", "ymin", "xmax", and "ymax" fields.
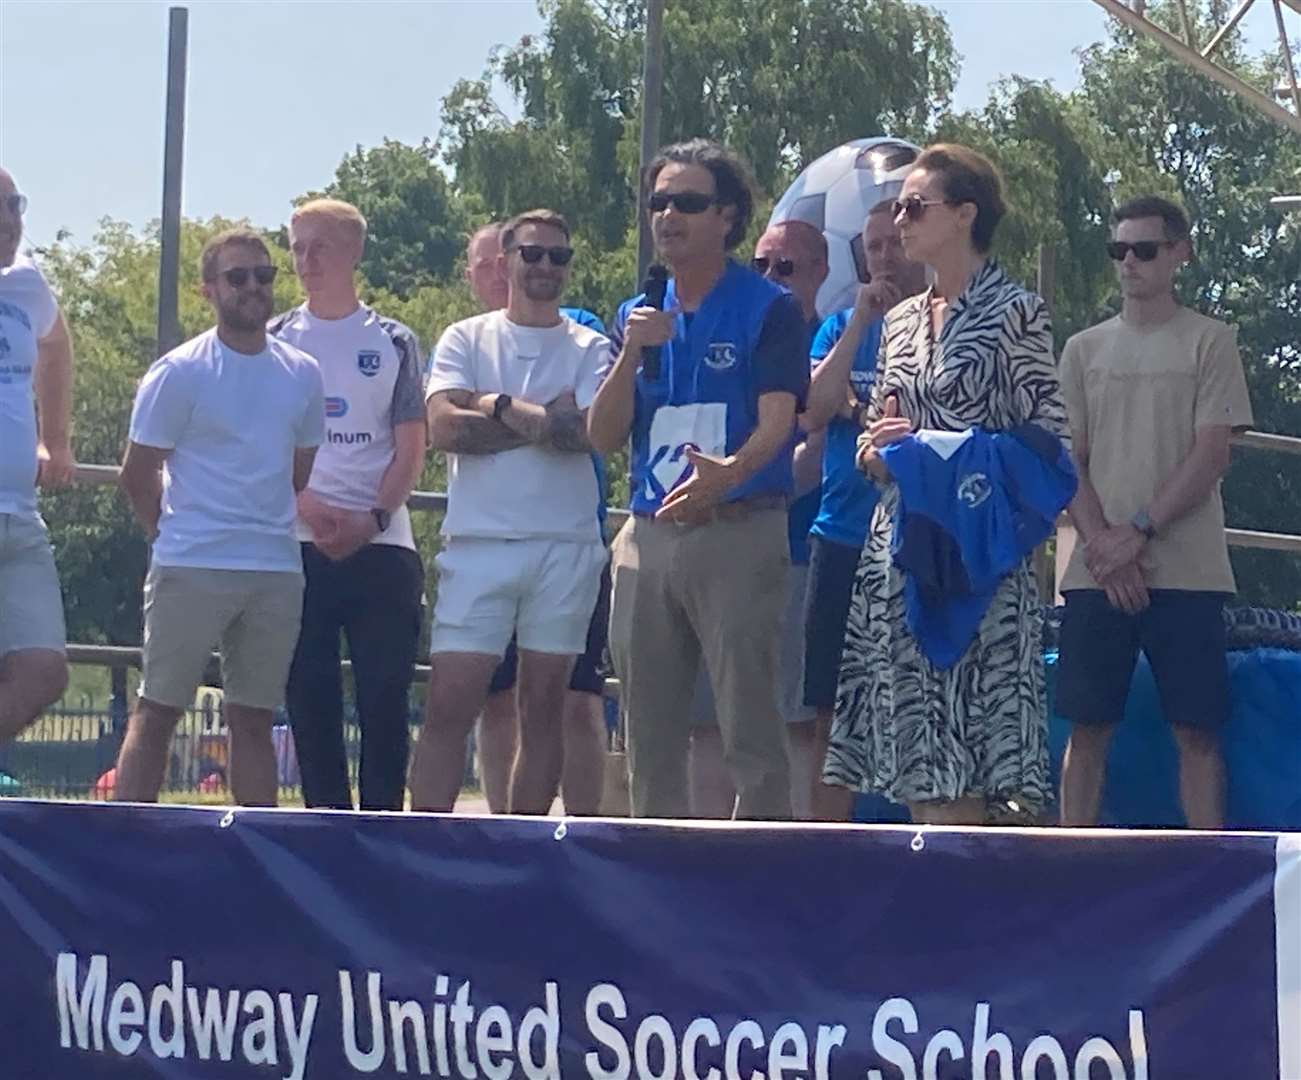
[
  {"xmin": 8, "ymin": 439, "xmax": 1301, "ymax": 802},
  {"xmin": 0, "ymin": 703, "xmax": 443, "ymax": 803}
]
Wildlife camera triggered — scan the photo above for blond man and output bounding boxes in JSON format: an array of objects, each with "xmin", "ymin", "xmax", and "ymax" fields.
[{"xmin": 269, "ymin": 199, "xmax": 426, "ymax": 811}]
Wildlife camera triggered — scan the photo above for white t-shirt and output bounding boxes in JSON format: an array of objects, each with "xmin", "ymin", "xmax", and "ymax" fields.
[
  {"xmin": 269, "ymin": 304, "xmax": 425, "ymax": 551},
  {"xmin": 426, "ymin": 311, "xmax": 609, "ymax": 541},
  {"xmin": 0, "ymin": 256, "xmax": 59, "ymax": 515},
  {"xmin": 128, "ymin": 328, "xmax": 325, "ymax": 572}
]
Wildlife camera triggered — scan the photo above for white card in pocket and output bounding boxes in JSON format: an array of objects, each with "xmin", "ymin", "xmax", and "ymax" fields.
[{"xmin": 645, "ymin": 403, "xmax": 727, "ymax": 500}]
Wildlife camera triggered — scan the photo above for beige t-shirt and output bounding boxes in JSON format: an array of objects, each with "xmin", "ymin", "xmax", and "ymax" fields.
[{"xmin": 1059, "ymin": 307, "xmax": 1252, "ymax": 593}]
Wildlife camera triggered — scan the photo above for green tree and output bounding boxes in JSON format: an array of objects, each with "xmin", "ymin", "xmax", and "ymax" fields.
[{"xmin": 440, "ymin": 0, "xmax": 957, "ymax": 249}]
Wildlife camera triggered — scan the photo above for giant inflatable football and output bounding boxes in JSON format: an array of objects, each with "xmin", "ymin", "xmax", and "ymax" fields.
[{"xmin": 768, "ymin": 136, "xmax": 920, "ymax": 318}]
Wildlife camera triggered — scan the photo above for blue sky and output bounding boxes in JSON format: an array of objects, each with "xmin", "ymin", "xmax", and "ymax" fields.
[{"xmin": 1, "ymin": 1, "xmax": 1291, "ymax": 248}]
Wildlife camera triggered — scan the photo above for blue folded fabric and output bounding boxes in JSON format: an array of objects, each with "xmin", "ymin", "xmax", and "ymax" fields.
[{"xmin": 880, "ymin": 424, "xmax": 1077, "ymax": 668}]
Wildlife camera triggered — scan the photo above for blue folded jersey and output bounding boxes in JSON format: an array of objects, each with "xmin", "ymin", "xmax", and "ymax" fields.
[{"xmin": 880, "ymin": 425, "xmax": 1077, "ymax": 669}]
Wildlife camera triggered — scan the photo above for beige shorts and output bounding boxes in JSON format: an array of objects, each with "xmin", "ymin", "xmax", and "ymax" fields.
[
  {"xmin": 139, "ymin": 565, "xmax": 304, "ymax": 710},
  {"xmin": 0, "ymin": 512, "xmax": 66, "ymax": 657}
]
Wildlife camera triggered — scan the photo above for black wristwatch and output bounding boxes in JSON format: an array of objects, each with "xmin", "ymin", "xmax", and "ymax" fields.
[
  {"xmin": 491, "ymin": 393, "xmax": 513, "ymax": 421},
  {"xmin": 1131, "ymin": 509, "xmax": 1157, "ymax": 540},
  {"xmin": 371, "ymin": 508, "xmax": 391, "ymax": 533}
]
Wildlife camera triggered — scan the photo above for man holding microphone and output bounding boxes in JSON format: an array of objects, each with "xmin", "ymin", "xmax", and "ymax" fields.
[{"xmin": 589, "ymin": 139, "xmax": 809, "ymax": 819}]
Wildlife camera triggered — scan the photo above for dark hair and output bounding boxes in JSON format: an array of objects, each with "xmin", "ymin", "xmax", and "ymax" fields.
[
  {"xmin": 500, "ymin": 209, "xmax": 570, "ymax": 251},
  {"xmin": 914, "ymin": 143, "xmax": 1007, "ymax": 253},
  {"xmin": 644, "ymin": 139, "xmax": 756, "ymax": 250},
  {"xmin": 200, "ymin": 228, "xmax": 269, "ymax": 283},
  {"xmin": 1112, "ymin": 195, "xmax": 1190, "ymax": 241}
]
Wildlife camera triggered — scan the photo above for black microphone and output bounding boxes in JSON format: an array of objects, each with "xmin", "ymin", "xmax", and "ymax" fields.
[{"xmin": 640, "ymin": 263, "xmax": 669, "ymax": 379}]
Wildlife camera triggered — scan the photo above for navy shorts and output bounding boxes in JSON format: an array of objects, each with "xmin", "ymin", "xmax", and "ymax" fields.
[
  {"xmin": 1055, "ymin": 589, "xmax": 1230, "ymax": 730},
  {"xmin": 488, "ymin": 562, "xmax": 611, "ymax": 697},
  {"xmin": 802, "ymin": 535, "xmax": 862, "ymax": 710}
]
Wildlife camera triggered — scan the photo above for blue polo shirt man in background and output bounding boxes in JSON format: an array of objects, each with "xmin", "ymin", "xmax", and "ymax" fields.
[
  {"xmin": 799, "ymin": 199, "xmax": 927, "ymax": 819},
  {"xmin": 589, "ymin": 139, "xmax": 809, "ymax": 820}
]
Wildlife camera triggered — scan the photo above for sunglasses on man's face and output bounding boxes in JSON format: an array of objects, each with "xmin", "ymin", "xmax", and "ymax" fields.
[
  {"xmin": 218, "ymin": 265, "xmax": 278, "ymax": 288},
  {"xmin": 649, "ymin": 191, "xmax": 717, "ymax": 214},
  {"xmin": 752, "ymin": 256, "xmax": 796, "ymax": 278},
  {"xmin": 892, "ymin": 194, "xmax": 951, "ymax": 223},
  {"xmin": 2, "ymin": 193, "xmax": 27, "ymax": 217},
  {"xmin": 1106, "ymin": 240, "xmax": 1171, "ymax": 263},
  {"xmin": 513, "ymin": 244, "xmax": 574, "ymax": 267}
]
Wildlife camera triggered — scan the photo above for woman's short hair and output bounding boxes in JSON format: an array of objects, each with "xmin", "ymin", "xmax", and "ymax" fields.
[{"xmin": 915, "ymin": 143, "xmax": 1008, "ymax": 253}]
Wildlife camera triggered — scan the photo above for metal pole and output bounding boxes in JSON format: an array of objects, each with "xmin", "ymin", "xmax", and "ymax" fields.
[
  {"xmin": 1272, "ymin": 0, "xmax": 1301, "ymax": 117},
  {"xmin": 1202, "ymin": 0, "xmax": 1257, "ymax": 58},
  {"xmin": 1091, "ymin": 0, "xmax": 1301, "ymax": 136},
  {"xmin": 156, "ymin": 7, "xmax": 188, "ymax": 357},
  {"xmin": 636, "ymin": 0, "xmax": 665, "ymax": 283}
]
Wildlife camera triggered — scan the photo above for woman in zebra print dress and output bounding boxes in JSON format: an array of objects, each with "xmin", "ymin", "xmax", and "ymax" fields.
[{"xmin": 824, "ymin": 145, "xmax": 1068, "ymax": 824}]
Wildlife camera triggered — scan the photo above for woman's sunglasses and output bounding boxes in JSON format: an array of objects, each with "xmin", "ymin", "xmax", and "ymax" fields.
[
  {"xmin": 892, "ymin": 195, "xmax": 951, "ymax": 222},
  {"xmin": 752, "ymin": 256, "xmax": 796, "ymax": 278},
  {"xmin": 513, "ymin": 244, "xmax": 574, "ymax": 267},
  {"xmin": 648, "ymin": 191, "xmax": 717, "ymax": 214},
  {"xmin": 218, "ymin": 265, "xmax": 278, "ymax": 288},
  {"xmin": 1105, "ymin": 240, "xmax": 1172, "ymax": 263}
]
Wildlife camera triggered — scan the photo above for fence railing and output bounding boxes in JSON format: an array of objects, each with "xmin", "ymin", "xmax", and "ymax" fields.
[{"xmin": 5, "ymin": 433, "xmax": 1297, "ymax": 800}]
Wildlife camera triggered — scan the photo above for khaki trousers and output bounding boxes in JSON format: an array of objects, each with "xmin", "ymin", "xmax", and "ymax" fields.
[{"xmin": 609, "ymin": 509, "xmax": 792, "ymax": 819}]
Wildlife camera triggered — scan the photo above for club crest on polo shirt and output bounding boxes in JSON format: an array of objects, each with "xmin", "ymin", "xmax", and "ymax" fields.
[
  {"xmin": 704, "ymin": 342, "xmax": 738, "ymax": 371},
  {"xmin": 957, "ymin": 472, "xmax": 992, "ymax": 509},
  {"xmin": 357, "ymin": 350, "xmax": 382, "ymax": 377}
]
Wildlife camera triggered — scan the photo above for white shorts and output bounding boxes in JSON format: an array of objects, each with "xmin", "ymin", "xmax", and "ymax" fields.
[
  {"xmin": 430, "ymin": 537, "xmax": 607, "ymax": 657},
  {"xmin": 0, "ymin": 512, "xmax": 66, "ymax": 657},
  {"xmin": 139, "ymin": 565, "xmax": 304, "ymax": 710}
]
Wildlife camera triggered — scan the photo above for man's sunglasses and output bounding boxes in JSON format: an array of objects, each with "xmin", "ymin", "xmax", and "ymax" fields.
[
  {"xmin": 752, "ymin": 256, "xmax": 796, "ymax": 278},
  {"xmin": 512, "ymin": 244, "xmax": 574, "ymax": 266},
  {"xmin": 648, "ymin": 191, "xmax": 717, "ymax": 214},
  {"xmin": 2, "ymin": 194, "xmax": 27, "ymax": 217},
  {"xmin": 218, "ymin": 265, "xmax": 278, "ymax": 288},
  {"xmin": 892, "ymin": 195, "xmax": 951, "ymax": 222},
  {"xmin": 1106, "ymin": 240, "xmax": 1171, "ymax": 263}
]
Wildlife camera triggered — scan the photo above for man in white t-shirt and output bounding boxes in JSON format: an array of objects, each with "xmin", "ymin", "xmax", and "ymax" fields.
[
  {"xmin": 465, "ymin": 221, "xmax": 611, "ymax": 817},
  {"xmin": 114, "ymin": 228, "xmax": 325, "ymax": 805},
  {"xmin": 0, "ymin": 167, "xmax": 76, "ymax": 748},
  {"xmin": 269, "ymin": 198, "xmax": 426, "ymax": 812},
  {"xmin": 411, "ymin": 209, "xmax": 609, "ymax": 813}
]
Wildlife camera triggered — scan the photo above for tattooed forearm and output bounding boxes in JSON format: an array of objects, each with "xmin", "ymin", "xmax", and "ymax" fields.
[{"xmin": 545, "ymin": 399, "xmax": 592, "ymax": 453}]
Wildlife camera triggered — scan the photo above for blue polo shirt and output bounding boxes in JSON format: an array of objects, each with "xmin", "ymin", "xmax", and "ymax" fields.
[
  {"xmin": 612, "ymin": 260, "xmax": 809, "ymax": 516},
  {"xmin": 808, "ymin": 309, "xmax": 884, "ymax": 550},
  {"xmin": 563, "ymin": 306, "xmax": 610, "ymax": 528}
]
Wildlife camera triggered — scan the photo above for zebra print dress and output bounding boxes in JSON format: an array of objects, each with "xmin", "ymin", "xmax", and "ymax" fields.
[{"xmin": 824, "ymin": 261, "xmax": 1068, "ymax": 815}]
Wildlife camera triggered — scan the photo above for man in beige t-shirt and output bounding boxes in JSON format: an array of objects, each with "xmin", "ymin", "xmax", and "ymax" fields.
[{"xmin": 1056, "ymin": 196, "xmax": 1252, "ymax": 830}]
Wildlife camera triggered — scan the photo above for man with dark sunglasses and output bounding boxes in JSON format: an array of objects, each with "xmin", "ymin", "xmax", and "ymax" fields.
[
  {"xmin": 462, "ymin": 220, "xmax": 614, "ymax": 818},
  {"xmin": 1057, "ymin": 196, "xmax": 1253, "ymax": 830},
  {"xmin": 590, "ymin": 139, "xmax": 809, "ymax": 820},
  {"xmin": 115, "ymin": 228, "xmax": 325, "ymax": 805},
  {"xmin": 0, "ymin": 166, "xmax": 76, "ymax": 751},
  {"xmin": 412, "ymin": 209, "xmax": 609, "ymax": 815},
  {"xmin": 269, "ymin": 198, "xmax": 427, "ymax": 813}
]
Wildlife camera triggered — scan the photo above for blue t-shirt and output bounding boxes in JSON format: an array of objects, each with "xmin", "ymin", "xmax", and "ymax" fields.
[
  {"xmin": 808, "ymin": 310, "xmax": 884, "ymax": 549},
  {"xmin": 562, "ymin": 306, "xmax": 610, "ymax": 527}
]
